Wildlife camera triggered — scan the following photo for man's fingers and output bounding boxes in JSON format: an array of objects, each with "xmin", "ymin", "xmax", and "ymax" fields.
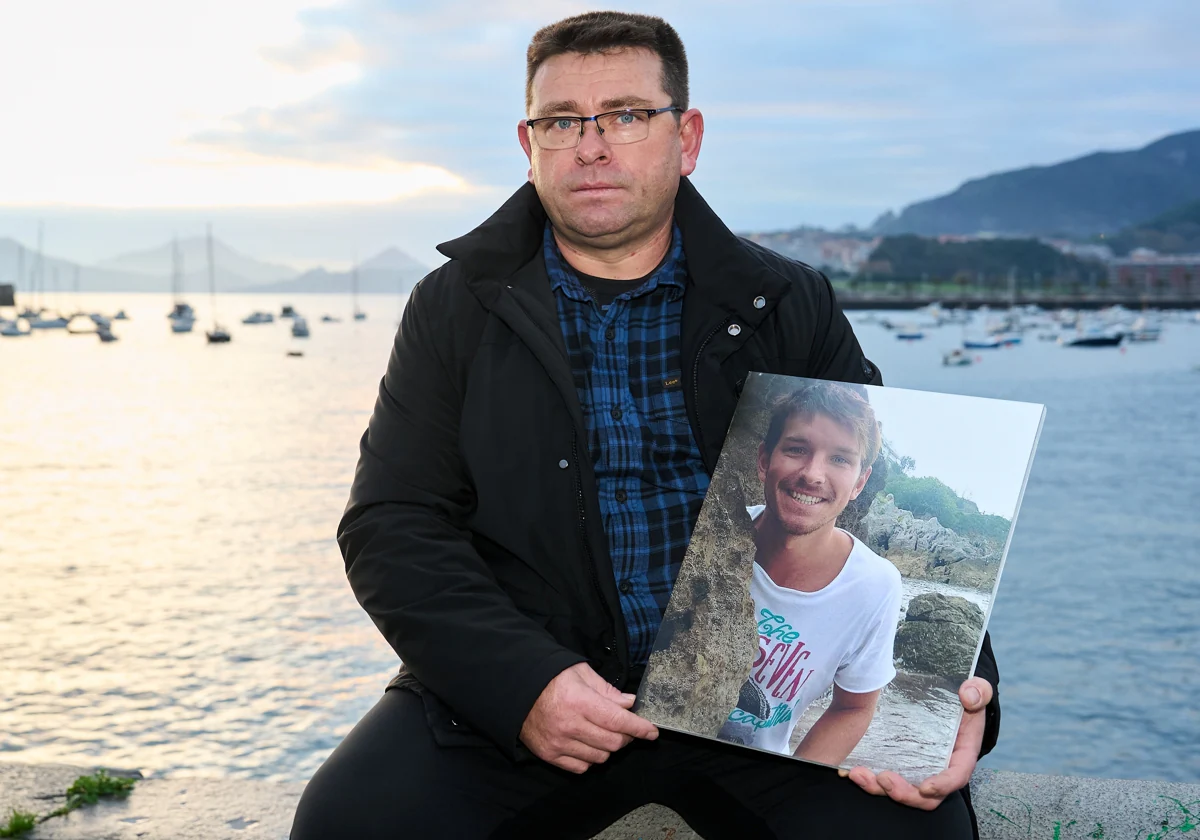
[
  {"xmin": 552, "ymin": 755, "xmax": 591, "ymax": 775},
  {"xmin": 959, "ymin": 677, "xmax": 993, "ymax": 712},
  {"xmin": 558, "ymin": 738, "xmax": 611, "ymax": 767},
  {"xmin": 876, "ymin": 771, "xmax": 937, "ymax": 810},
  {"xmin": 588, "ymin": 699, "xmax": 659, "ymax": 740},
  {"xmin": 844, "ymin": 766, "xmax": 887, "ymax": 796},
  {"xmin": 571, "ymin": 720, "xmax": 633, "ymax": 754},
  {"xmin": 917, "ymin": 767, "xmax": 966, "ymax": 800}
]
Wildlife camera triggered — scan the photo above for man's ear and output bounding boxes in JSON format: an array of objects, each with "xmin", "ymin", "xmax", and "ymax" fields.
[
  {"xmin": 757, "ymin": 442, "xmax": 770, "ymax": 484},
  {"xmin": 849, "ymin": 465, "xmax": 873, "ymax": 501},
  {"xmin": 678, "ymin": 108, "xmax": 704, "ymax": 177},
  {"xmin": 517, "ymin": 120, "xmax": 533, "ymax": 164}
]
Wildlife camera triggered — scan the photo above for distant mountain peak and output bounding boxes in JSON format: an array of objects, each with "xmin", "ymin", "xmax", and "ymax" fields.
[{"xmin": 360, "ymin": 247, "xmax": 425, "ymax": 272}]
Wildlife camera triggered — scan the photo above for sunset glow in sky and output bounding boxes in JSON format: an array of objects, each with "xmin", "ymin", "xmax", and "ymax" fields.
[
  {"xmin": 0, "ymin": 0, "xmax": 467, "ymax": 207},
  {"xmin": 0, "ymin": 0, "xmax": 1195, "ymax": 265}
]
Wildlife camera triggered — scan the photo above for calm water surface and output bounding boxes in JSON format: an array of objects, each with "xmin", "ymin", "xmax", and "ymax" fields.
[{"xmin": 1, "ymin": 293, "xmax": 1198, "ymax": 784}]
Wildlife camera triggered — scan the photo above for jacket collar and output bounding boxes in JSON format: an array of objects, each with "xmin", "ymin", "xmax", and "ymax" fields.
[{"xmin": 438, "ymin": 177, "xmax": 791, "ymax": 329}]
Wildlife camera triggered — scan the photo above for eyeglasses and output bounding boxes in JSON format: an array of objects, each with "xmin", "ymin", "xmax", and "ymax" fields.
[{"xmin": 525, "ymin": 106, "xmax": 682, "ymax": 150}]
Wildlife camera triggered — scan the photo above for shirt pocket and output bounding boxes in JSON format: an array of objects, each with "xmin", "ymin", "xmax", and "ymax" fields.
[{"xmin": 644, "ymin": 379, "xmax": 693, "ymax": 461}]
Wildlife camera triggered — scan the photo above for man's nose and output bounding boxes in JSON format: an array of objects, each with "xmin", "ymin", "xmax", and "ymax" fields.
[
  {"xmin": 575, "ymin": 121, "xmax": 610, "ymax": 165},
  {"xmin": 797, "ymin": 458, "xmax": 826, "ymax": 486}
]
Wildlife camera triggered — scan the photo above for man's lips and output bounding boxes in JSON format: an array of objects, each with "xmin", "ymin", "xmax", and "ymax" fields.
[{"xmin": 571, "ymin": 183, "xmax": 622, "ymax": 192}]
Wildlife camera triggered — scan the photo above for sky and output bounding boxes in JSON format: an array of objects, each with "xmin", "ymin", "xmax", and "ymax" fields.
[
  {"xmin": 1, "ymin": 0, "xmax": 1197, "ymax": 270},
  {"xmin": 865, "ymin": 385, "xmax": 1045, "ymax": 518}
]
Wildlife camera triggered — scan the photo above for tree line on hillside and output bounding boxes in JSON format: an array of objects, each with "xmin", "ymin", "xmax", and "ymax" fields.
[{"xmin": 860, "ymin": 235, "xmax": 1105, "ymax": 286}]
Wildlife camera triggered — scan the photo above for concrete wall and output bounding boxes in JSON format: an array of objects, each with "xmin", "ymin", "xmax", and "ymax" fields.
[{"xmin": 3, "ymin": 761, "xmax": 1198, "ymax": 839}]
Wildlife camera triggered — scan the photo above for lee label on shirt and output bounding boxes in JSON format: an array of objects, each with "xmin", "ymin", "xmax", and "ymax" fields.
[{"xmin": 662, "ymin": 376, "xmax": 681, "ymax": 388}]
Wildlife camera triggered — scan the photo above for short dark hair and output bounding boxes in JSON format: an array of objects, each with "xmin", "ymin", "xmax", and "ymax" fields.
[
  {"xmin": 762, "ymin": 381, "xmax": 882, "ymax": 475},
  {"xmin": 525, "ymin": 12, "xmax": 689, "ymax": 112}
]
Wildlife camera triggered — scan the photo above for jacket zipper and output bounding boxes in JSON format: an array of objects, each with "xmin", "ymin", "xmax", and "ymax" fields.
[
  {"xmin": 572, "ymin": 431, "xmax": 621, "ymax": 672},
  {"xmin": 689, "ymin": 316, "xmax": 731, "ymax": 462}
]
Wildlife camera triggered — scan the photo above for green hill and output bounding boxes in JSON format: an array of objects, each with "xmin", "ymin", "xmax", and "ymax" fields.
[{"xmin": 1101, "ymin": 199, "xmax": 1200, "ymax": 256}]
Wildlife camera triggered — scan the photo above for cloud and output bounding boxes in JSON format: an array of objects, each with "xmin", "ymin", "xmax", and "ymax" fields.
[{"xmin": 3, "ymin": 0, "xmax": 1197, "ymax": 244}]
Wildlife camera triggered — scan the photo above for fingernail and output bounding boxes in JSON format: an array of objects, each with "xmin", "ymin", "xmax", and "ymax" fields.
[
  {"xmin": 837, "ymin": 769, "xmax": 849, "ymax": 778},
  {"xmin": 965, "ymin": 687, "xmax": 981, "ymax": 705}
]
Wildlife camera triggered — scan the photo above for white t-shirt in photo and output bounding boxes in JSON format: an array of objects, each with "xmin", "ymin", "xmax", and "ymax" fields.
[{"xmin": 722, "ymin": 505, "xmax": 903, "ymax": 755}]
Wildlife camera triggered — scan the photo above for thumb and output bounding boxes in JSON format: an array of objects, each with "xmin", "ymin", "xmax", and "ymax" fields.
[{"xmin": 960, "ymin": 678, "xmax": 992, "ymax": 712}]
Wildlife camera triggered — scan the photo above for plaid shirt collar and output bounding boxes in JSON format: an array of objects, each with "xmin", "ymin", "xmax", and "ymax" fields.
[{"xmin": 543, "ymin": 222, "xmax": 687, "ymax": 305}]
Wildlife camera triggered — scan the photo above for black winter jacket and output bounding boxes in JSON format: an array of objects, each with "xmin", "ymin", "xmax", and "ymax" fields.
[{"xmin": 338, "ymin": 177, "xmax": 1000, "ymax": 767}]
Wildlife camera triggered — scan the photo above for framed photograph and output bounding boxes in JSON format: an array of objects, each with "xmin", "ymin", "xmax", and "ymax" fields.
[{"xmin": 635, "ymin": 373, "xmax": 1044, "ymax": 780}]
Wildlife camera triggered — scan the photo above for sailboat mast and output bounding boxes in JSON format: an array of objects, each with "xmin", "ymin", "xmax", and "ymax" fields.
[
  {"xmin": 35, "ymin": 221, "xmax": 44, "ymax": 310},
  {"xmin": 207, "ymin": 224, "xmax": 216, "ymax": 328},
  {"xmin": 171, "ymin": 237, "xmax": 183, "ymax": 304}
]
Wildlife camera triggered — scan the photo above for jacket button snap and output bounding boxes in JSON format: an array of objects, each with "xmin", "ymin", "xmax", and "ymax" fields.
[
  {"xmin": 727, "ymin": 323, "xmax": 742, "ymax": 336},
  {"xmin": 753, "ymin": 296, "xmax": 766, "ymax": 309},
  {"xmin": 558, "ymin": 459, "xmax": 569, "ymax": 469}
]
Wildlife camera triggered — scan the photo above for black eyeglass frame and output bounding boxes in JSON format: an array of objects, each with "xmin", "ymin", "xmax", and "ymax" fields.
[{"xmin": 524, "ymin": 106, "xmax": 683, "ymax": 147}]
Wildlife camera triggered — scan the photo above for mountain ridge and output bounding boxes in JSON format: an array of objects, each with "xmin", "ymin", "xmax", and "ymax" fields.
[{"xmin": 873, "ymin": 129, "xmax": 1200, "ymax": 238}]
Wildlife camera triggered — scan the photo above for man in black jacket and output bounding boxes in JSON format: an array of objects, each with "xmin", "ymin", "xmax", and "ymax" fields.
[{"xmin": 292, "ymin": 11, "xmax": 998, "ymax": 840}]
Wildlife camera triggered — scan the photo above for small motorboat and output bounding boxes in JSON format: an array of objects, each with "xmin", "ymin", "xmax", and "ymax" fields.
[
  {"xmin": 30, "ymin": 313, "xmax": 69, "ymax": 329},
  {"xmin": 963, "ymin": 336, "xmax": 1003, "ymax": 349},
  {"xmin": 942, "ymin": 349, "xmax": 973, "ymax": 367},
  {"xmin": 320, "ymin": 314, "xmax": 341, "ymax": 323},
  {"xmin": 353, "ymin": 310, "xmax": 367, "ymax": 321},
  {"xmin": 280, "ymin": 304, "xmax": 297, "ymax": 318},
  {"xmin": 286, "ymin": 350, "xmax": 304, "ymax": 357},
  {"xmin": 291, "ymin": 316, "xmax": 310, "ymax": 338},
  {"xmin": 1127, "ymin": 317, "xmax": 1162, "ymax": 342},
  {"xmin": 1060, "ymin": 331, "xmax": 1124, "ymax": 348},
  {"xmin": 242, "ymin": 311, "xmax": 275, "ymax": 325},
  {"xmin": 206, "ymin": 327, "xmax": 232, "ymax": 343},
  {"xmin": 895, "ymin": 324, "xmax": 924, "ymax": 340},
  {"xmin": 1, "ymin": 319, "xmax": 30, "ymax": 337},
  {"xmin": 169, "ymin": 301, "xmax": 196, "ymax": 333}
]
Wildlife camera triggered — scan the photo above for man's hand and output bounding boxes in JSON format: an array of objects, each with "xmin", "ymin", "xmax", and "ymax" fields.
[
  {"xmin": 520, "ymin": 662, "xmax": 659, "ymax": 774},
  {"xmin": 838, "ymin": 676, "xmax": 993, "ymax": 810}
]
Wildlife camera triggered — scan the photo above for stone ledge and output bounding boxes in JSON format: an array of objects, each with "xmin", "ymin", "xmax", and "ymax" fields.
[{"xmin": 3, "ymin": 761, "xmax": 1198, "ymax": 839}]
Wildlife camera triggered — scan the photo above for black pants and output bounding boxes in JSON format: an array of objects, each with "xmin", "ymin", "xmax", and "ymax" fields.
[{"xmin": 291, "ymin": 689, "xmax": 973, "ymax": 839}]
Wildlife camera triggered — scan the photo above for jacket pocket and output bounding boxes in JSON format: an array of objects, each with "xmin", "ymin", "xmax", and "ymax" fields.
[{"xmin": 416, "ymin": 685, "xmax": 495, "ymax": 749}]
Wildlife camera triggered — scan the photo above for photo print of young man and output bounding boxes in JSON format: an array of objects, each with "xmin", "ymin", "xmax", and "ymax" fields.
[{"xmin": 636, "ymin": 373, "xmax": 1043, "ymax": 780}]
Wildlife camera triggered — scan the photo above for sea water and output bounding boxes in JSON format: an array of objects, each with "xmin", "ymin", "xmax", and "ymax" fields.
[{"xmin": 1, "ymin": 294, "xmax": 1197, "ymax": 783}]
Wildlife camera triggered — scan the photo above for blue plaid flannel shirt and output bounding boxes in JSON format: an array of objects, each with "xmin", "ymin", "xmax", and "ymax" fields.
[{"xmin": 545, "ymin": 222, "xmax": 711, "ymax": 665}]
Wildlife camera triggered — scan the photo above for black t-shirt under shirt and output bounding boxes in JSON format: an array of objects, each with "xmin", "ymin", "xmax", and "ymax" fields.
[{"xmin": 574, "ymin": 252, "xmax": 670, "ymax": 311}]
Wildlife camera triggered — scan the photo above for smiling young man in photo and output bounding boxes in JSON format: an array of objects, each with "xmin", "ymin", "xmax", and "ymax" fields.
[
  {"xmin": 292, "ymin": 11, "xmax": 999, "ymax": 840},
  {"xmin": 723, "ymin": 381, "xmax": 902, "ymax": 767}
]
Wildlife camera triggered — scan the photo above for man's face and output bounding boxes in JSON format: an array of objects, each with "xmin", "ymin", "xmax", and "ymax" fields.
[
  {"xmin": 518, "ymin": 48, "xmax": 702, "ymax": 248},
  {"xmin": 757, "ymin": 411, "xmax": 872, "ymax": 538}
]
